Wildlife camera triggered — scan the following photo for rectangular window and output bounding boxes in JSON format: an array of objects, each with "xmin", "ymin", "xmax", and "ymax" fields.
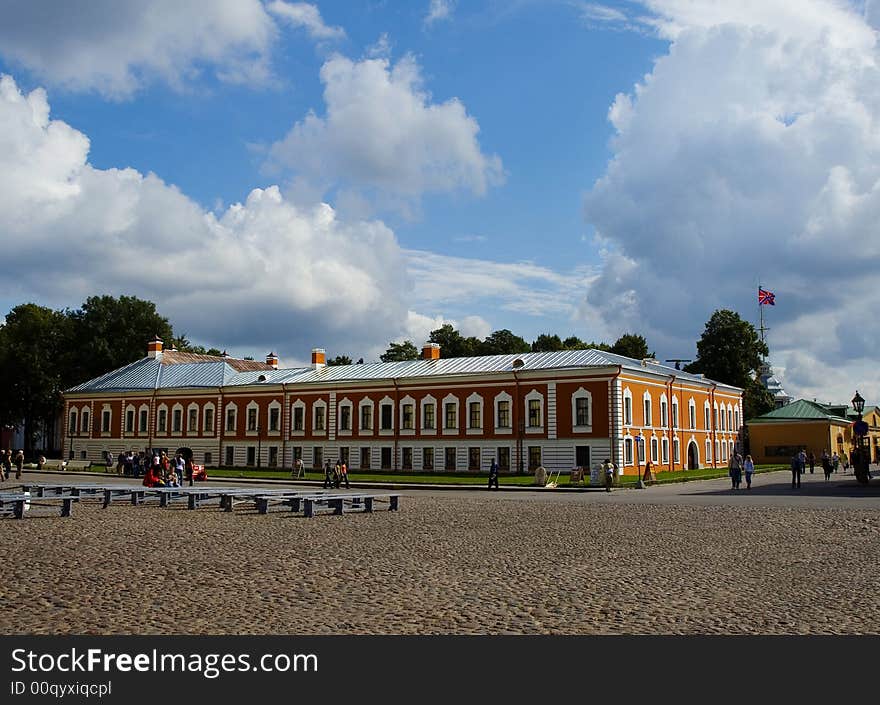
[
  {"xmin": 624, "ymin": 396, "xmax": 632, "ymax": 425},
  {"xmin": 445, "ymin": 447, "xmax": 457, "ymax": 470},
  {"xmin": 673, "ymin": 439, "xmax": 680, "ymax": 464},
  {"xmin": 468, "ymin": 447, "xmax": 480, "ymax": 470},
  {"xmin": 644, "ymin": 399, "xmax": 652, "ymax": 426},
  {"xmin": 575, "ymin": 446, "xmax": 590, "ymax": 468},
  {"xmin": 247, "ymin": 408, "xmax": 257, "ymax": 432},
  {"xmin": 269, "ymin": 407, "xmax": 280, "ymax": 432},
  {"xmin": 689, "ymin": 406, "xmax": 696, "ymax": 430},
  {"xmin": 662, "ymin": 439, "xmax": 669, "ymax": 464},
  {"xmin": 402, "ymin": 404, "xmax": 414, "ymax": 430},
  {"xmin": 575, "ymin": 398, "xmax": 589, "ymax": 426},
  {"xmin": 225, "ymin": 446, "xmax": 234, "ymax": 466},
  {"xmin": 423, "ymin": 447, "xmax": 434, "ymax": 471},
  {"xmin": 469, "ymin": 402, "xmax": 481, "ymax": 430},
  {"xmin": 445, "ymin": 403, "xmax": 457, "ymax": 429},
  {"xmin": 188, "ymin": 408, "xmax": 198, "ymax": 432},
  {"xmin": 423, "ymin": 403, "xmax": 435, "ymax": 429},
  {"xmin": 340, "ymin": 406, "xmax": 351, "ymax": 431},
  {"xmin": 528, "ymin": 399, "xmax": 541, "ymax": 428},
  {"xmin": 360, "ymin": 447, "xmax": 370, "ymax": 470},
  {"xmin": 81, "ymin": 412, "xmax": 89, "ymax": 434},
  {"xmin": 314, "ymin": 406, "xmax": 325, "ymax": 431},
  {"xmin": 292, "ymin": 446, "xmax": 302, "ymax": 463},
  {"xmin": 225, "ymin": 409, "xmax": 235, "ymax": 432},
  {"xmin": 637, "ymin": 437, "xmax": 645, "ymax": 463},
  {"xmin": 672, "ymin": 402, "xmax": 679, "ymax": 428},
  {"xmin": 402, "ymin": 447, "xmax": 413, "ymax": 470},
  {"xmin": 498, "ymin": 447, "xmax": 510, "ymax": 471},
  {"xmin": 340, "ymin": 447, "xmax": 349, "ymax": 467},
  {"xmin": 204, "ymin": 452, "xmax": 213, "ymax": 465},
  {"xmin": 704, "ymin": 408, "xmax": 710, "ymax": 429},
  {"xmin": 172, "ymin": 409, "xmax": 182, "ymax": 432},
  {"xmin": 293, "ymin": 407, "xmax": 304, "ymax": 431},
  {"xmin": 381, "ymin": 447, "xmax": 392, "ymax": 469},
  {"xmin": 125, "ymin": 410, "xmax": 134, "ymax": 433},
  {"xmin": 268, "ymin": 446, "xmax": 278, "ymax": 467},
  {"xmin": 381, "ymin": 404, "xmax": 393, "ymax": 430},
  {"xmin": 528, "ymin": 446, "xmax": 542, "ymax": 470},
  {"xmin": 361, "ymin": 406, "xmax": 372, "ymax": 430},
  {"xmin": 158, "ymin": 409, "xmax": 167, "ymax": 433},
  {"xmin": 712, "ymin": 408, "xmax": 717, "ymax": 429},
  {"xmin": 246, "ymin": 446, "xmax": 256, "ymax": 466},
  {"xmin": 497, "ymin": 400, "xmax": 510, "ymax": 428},
  {"xmin": 314, "ymin": 447, "xmax": 323, "ymax": 469},
  {"xmin": 625, "ymin": 438, "xmax": 633, "ymax": 465},
  {"xmin": 204, "ymin": 408, "xmax": 214, "ymax": 434},
  {"xmin": 661, "ymin": 401, "xmax": 668, "ymax": 427},
  {"xmin": 102, "ymin": 410, "xmax": 111, "ymax": 433}
]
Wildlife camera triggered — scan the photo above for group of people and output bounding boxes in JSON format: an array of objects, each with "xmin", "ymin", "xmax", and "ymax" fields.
[
  {"xmin": 727, "ymin": 452, "xmax": 755, "ymax": 489},
  {"xmin": 322, "ymin": 459, "xmax": 350, "ymax": 489},
  {"xmin": 0, "ymin": 449, "xmax": 24, "ymax": 481},
  {"xmin": 791, "ymin": 449, "xmax": 848, "ymax": 487}
]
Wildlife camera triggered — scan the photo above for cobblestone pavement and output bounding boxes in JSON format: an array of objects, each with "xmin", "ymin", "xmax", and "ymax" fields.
[{"xmin": 1, "ymin": 471, "xmax": 879, "ymax": 634}]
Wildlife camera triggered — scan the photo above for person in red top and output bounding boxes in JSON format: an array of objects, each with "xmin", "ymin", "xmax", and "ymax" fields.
[{"xmin": 142, "ymin": 465, "xmax": 165, "ymax": 487}]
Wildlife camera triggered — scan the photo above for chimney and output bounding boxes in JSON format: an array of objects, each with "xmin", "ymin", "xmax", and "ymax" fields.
[
  {"xmin": 312, "ymin": 348, "xmax": 327, "ymax": 370},
  {"xmin": 422, "ymin": 342, "xmax": 441, "ymax": 360},
  {"xmin": 266, "ymin": 352, "xmax": 279, "ymax": 369},
  {"xmin": 147, "ymin": 336, "xmax": 163, "ymax": 359}
]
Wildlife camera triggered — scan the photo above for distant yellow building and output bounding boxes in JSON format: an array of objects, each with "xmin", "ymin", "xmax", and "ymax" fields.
[{"xmin": 747, "ymin": 399, "xmax": 880, "ymax": 465}]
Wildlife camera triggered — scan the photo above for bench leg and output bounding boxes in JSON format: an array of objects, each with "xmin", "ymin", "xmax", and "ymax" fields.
[
  {"xmin": 390, "ymin": 495, "xmax": 399, "ymax": 511},
  {"xmin": 62, "ymin": 498, "xmax": 73, "ymax": 517},
  {"xmin": 160, "ymin": 492, "xmax": 169, "ymax": 508},
  {"xmin": 103, "ymin": 489, "xmax": 112, "ymax": 509},
  {"xmin": 257, "ymin": 498, "xmax": 269, "ymax": 515},
  {"xmin": 331, "ymin": 498, "xmax": 343, "ymax": 515},
  {"xmin": 188, "ymin": 494, "xmax": 197, "ymax": 510},
  {"xmin": 304, "ymin": 499, "xmax": 314, "ymax": 518},
  {"xmin": 14, "ymin": 500, "xmax": 25, "ymax": 519},
  {"xmin": 222, "ymin": 495, "xmax": 233, "ymax": 512},
  {"xmin": 364, "ymin": 497, "xmax": 373, "ymax": 513},
  {"xmin": 291, "ymin": 497, "xmax": 301, "ymax": 513}
]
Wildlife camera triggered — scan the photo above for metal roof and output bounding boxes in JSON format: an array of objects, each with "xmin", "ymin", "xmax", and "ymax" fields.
[
  {"xmin": 67, "ymin": 348, "xmax": 740, "ymax": 394},
  {"xmin": 749, "ymin": 399, "xmax": 851, "ymax": 423}
]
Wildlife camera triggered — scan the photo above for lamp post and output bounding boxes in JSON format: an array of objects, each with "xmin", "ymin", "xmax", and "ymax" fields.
[
  {"xmin": 68, "ymin": 411, "xmax": 75, "ymax": 460},
  {"xmin": 852, "ymin": 391, "xmax": 869, "ymax": 484},
  {"xmin": 635, "ymin": 435, "xmax": 646, "ymax": 489},
  {"xmin": 256, "ymin": 424, "xmax": 262, "ymax": 470}
]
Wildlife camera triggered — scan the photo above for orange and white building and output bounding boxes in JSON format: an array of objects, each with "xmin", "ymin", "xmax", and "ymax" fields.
[{"xmin": 62, "ymin": 338, "xmax": 743, "ymax": 475}]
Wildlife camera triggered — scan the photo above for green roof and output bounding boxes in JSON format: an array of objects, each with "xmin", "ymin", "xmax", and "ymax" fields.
[{"xmin": 748, "ymin": 399, "xmax": 851, "ymax": 424}]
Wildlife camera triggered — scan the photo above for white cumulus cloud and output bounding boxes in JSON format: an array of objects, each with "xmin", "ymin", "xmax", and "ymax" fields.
[
  {"xmin": 266, "ymin": 53, "xmax": 504, "ymax": 208},
  {"xmin": 583, "ymin": 0, "xmax": 880, "ymax": 403},
  {"xmin": 267, "ymin": 1, "xmax": 346, "ymax": 41},
  {"xmin": 0, "ymin": 0, "xmax": 278, "ymax": 98}
]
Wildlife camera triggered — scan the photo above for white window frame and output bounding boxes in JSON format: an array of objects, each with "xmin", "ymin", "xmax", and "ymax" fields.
[
  {"xmin": 338, "ymin": 397, "xmax": 354, "ymax": 436},
  {"xmin": 138, "ymin": 404, "xmax": 150, "ymax": 434},
  {"xmin": 524, "ymin": 389, "xmax": 544, "ymax": 434},
  {"xmin": 624, "ymin": 436, "xmax": 634, "ymax": 465},
  {"xmin": 661, "ymin": 437, "xmax": 669, "ymax": 464},
  {"xmin": 671, "ymin": 396, "xmax": 679, "ymax": 429},
  {"xmin": 245, "ymin": 401, "xmax": 260, "ymax": 435},
  {"xmin": 186, "ymin": 402, "xmax": 200, "ymax": 435},
  {"xmin": 358, "ymin": 397, "xmax": 374, "ymax": 436},
  {"xmin": 171, "ymin": 403, "xmax": 184, "ymax": 435},
  {"xmin": 101, "ymin": 404, "xmax": 112, "ymax": 436},
  {"xmin": 420, "ymin": 395, "xmax": 436, "ymax": 435},
  {"xmin": 266, "ymin": 400, "xmax": 281, "ymax": 436},
  {"xmin": 571, "ymin": 387, "xmax": 593, "ymax": 432},
  {"xmin": 673, "ymin": 437, "xmax": 680, "ymax": 464},
  {"xmin": 650, "ymin": 436, "xmax": 659, "ymax": 463},
  {"xmin": 688, "ymin": 398, "xmax": 696, "ymax": 430},
  {"xmin": 290, "ymin": 399, "xmax": 305, "ymax": 436},
  {"xmin": 660, "ymin": 394, "xmax": 668, "ymax": 429},
  {"xmin": 704, "ymin": 402, "xmax": 711, "ymax": 430},
  {"xmin": 643, "ymin": 391, "xmax": 653, "ymax": 427},
  {"xmin": 158, "ymin": 403, "xmax": 169, "ymax": 434},
  {"xmin": 312, "ymin": 399, "xmax": 327, "ymax": 435},
  {"xmin": 442, "ymin": 393, "xmax": 459, "ymax": 436},
  {"xmin": 80, "ymin": 405, "xmax": 90, "ymax": 435},
  {"xmin": 124, "ymin": 403, "xmax": 136, "ymax": 436},
  {"xmin": 379, "ymin": 395, "xmax": 395, "ymax": 436},
  {"xmin": 203, "ymin": 403, "xmax": 215, "ymax": 436},
  {"xmin": 399, "ymin": 395, "xmax": 416, "ymax": 436},
  {"xmin": 623, "ymin": 387, "xmax": 633, "ymax": 426},
  {"xmin": 494, "ymin": 391, "xmax": 513, "ymax": 434},
  {"xmin": 705, "ymin": 439, "xmax": 712, "ymax": 463},
  {"xmin": 466, "ymin": 392, "xmax": 483, "ymax": 435}
]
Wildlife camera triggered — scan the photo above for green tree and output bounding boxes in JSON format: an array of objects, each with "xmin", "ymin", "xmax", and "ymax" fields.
[
  {"xmin": 0, "ymin": 304, "xmax": 73, "ymax": 453},
  {"xmin": 480, "ymin": 329, "xmax": 531, "ymax": 355},
  {"xmin": 327, "ymin": 355, "xmax": 353, "ymax": 366},
  {"xmin": 429, "ymin": 324, "xmax": 480, "ymax": 358},
  {"xmin": 684, "ymin": 309, "xmax": 770, "ymax": 420},
  {"xmin": 68, "ymin": 295, "xmax": 174, "ymax": 383},
  {"xmin": 380, "ymin": 340, "xmax": 419, "ymax": 362},
  {"xmin": 610, "ymin": 333, "xmax": 653, "ymax": 360},
  {"xmin": 531, "ymin": 333, "xmax": 564, "ymax": 352}
]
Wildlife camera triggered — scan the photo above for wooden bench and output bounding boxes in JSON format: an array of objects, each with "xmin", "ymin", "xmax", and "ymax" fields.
[
  {"xmin": 65, "ymin": 460, "xmax": 92, "ymax": 472},
  {"xmin": 0, "ymin": 492, "xmax": 76, "ymax": 519},
  {"xmin": 297, "ymin": 492, "xmax": 400, "ymax": 518}
]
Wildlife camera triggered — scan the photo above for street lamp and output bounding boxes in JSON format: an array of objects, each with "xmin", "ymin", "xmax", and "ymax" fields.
[
  {"xmin": 256, "ymin": 424, "xmax": 262, "ymax": 469},
  {"xmin": 851, "ymin": 391, "xmax": 869, "ymax": 484},
  {"xmin": 68, "ymin": 411, "xmax": 75, "ymax": 460},
  {"xmin": 635, "ymin": 435, "xmax": 646, "ymax": 489}
]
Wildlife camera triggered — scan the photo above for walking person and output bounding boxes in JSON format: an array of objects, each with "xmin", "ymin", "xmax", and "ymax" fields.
[
  {"xmin": 728, "ymin": 451, "xmax": 743, "ymax": 490},
  {"xmin": 14, "ymin": 449, "xmax": 24, "ymax": 480},
  {"xmin": 339, "ymin": 460, "xmax": 350, "ymax": 489},
  {"xmin": 808, "ymin": 451, "xmax": 815, "ymax": 474},
  {"xmin": 743, "ymin": 454, "xmax": 755, "ymax": 489},
  {"xmin": 790, "ymin": 452, "xmax": 802, "ymax": 489},
  {"xmin": 2, "ymin": 449, "xmax": 10, "ymax": 481},
  {"xmin": 292, "ymin": 456, "xmax": 305, "ymax": 479},
  {"xmin": 832, "ymin": 451, "xmax": 840, "ymax": 474},
  {"xmin": 822, "ymin": 453, "xmax": 833, "ymax": 481},
  {"xmin": 487, "ymin": 458, "xmax": 499, "ymax": 490},
  {"xmin": 323, "ymin": 460, "xmax": 334, "ymax": 489},
  {"xmin": 602, "ymin": 458, "xmax": 615, "ymax": 492}
]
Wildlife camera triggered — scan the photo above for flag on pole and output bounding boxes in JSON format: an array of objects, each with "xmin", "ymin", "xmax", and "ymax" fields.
[{"xmin": 758, "ymin": 288, "xmax": 776, "ymax": 306}]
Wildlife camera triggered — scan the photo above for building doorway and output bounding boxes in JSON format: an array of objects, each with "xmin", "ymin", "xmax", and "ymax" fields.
[{"xmin": 687, "ymin": 441, "xmax": 699, "ymax": 470}]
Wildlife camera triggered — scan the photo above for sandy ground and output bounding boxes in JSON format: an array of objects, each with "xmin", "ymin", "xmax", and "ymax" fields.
[{"xmin": 2, "ymin": 469, "xmax": 880, "ymax": 635}]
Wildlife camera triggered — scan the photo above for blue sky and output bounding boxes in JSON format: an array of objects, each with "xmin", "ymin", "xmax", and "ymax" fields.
[{"xmin": 2, "ymin": 0, "xmax": 880, "ymax": 404}]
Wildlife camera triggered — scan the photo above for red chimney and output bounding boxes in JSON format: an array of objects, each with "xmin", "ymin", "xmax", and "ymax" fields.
[
  {"xmin": 422, "ymin": 342, "xmax": 441, "ymax": 360},
  {"xmin": 147, "ymin": 336, "xmax": 163, "ymax": 358},
  {"xmin": 266, "ymin": 352, "xmax": 279, "ymax": 369},
  {"xmin": 312, "ymin": 348, "xmax": 326, "ymax": 369}
]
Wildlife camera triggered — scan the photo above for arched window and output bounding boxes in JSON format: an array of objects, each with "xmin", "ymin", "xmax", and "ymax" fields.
[{"xmin": 571, "ymin": 387, "xmax": 593, "ymax": 431}]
